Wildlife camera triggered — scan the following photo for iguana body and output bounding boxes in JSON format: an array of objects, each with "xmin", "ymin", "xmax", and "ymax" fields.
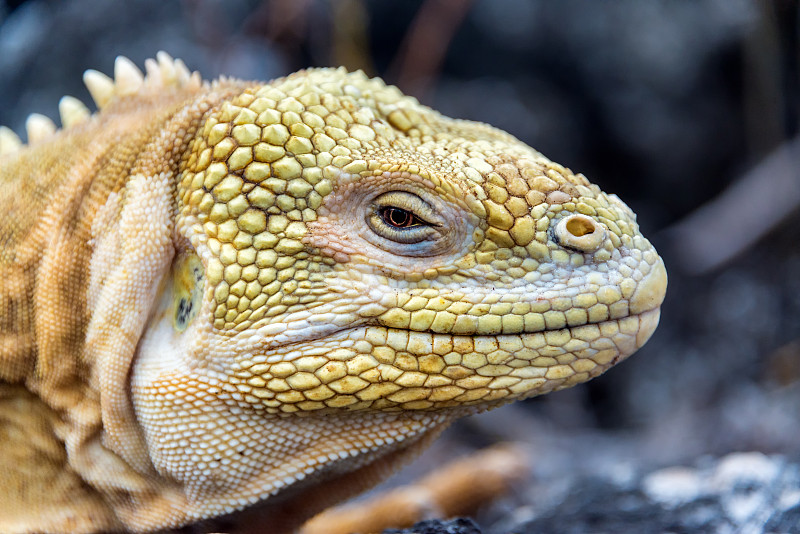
[{"xmin": 0, "ymin": 54, "xmax": 666, "ymax": 533}]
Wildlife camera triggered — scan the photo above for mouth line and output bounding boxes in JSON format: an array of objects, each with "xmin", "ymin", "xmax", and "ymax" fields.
[
  {"xmin": 255, "ymin": 308, "xmax": 663, "ymax": 357},
  {"xmin": 371, "ymin": 306, "xmax": 662, "ymax": 338}
]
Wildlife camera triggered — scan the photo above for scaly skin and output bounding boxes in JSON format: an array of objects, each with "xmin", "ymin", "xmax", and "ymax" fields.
[{"xmin": 0, "ymin": 54, "xmax": 666, "ymax": 533}]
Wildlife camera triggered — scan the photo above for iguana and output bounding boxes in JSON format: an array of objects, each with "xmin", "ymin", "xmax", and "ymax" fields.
[{"xmin": 0, "ymin": 53, "xmax": 666, "ymax": 533}]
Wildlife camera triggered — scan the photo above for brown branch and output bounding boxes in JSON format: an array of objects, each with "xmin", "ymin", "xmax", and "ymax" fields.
[{"xmin": 300, "ymin": 443, "xmax": 528, "ymax": 534}]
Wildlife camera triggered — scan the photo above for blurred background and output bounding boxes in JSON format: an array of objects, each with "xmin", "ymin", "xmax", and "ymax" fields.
[{"xmin": 0, "ymin": 0, "xmax": 798, "ymax": 531}]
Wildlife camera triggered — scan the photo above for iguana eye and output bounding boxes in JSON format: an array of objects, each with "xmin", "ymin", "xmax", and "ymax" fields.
[
  {"xmin": 367, "ymin": 191, "xmax": 438, "ymax": 244},
  {"xmin": 379, "ymin": 206, "xmax": 424, "ymax": 228}
]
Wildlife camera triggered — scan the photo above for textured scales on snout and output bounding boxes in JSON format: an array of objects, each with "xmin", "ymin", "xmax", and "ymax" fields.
[{"xmin": 0, "ymin": 54, "xmax": 667, "ymax": 533}]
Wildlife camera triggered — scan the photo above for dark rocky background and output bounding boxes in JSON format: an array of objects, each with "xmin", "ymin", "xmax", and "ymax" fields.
[{"xmin": 1, "ymin": 0, "xmax": 798, "ymax": 532}]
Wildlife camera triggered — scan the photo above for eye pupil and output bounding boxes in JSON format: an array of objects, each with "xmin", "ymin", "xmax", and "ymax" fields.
[{"xmin": 381, "ymin": 207, "xmax": 415, "ymax": 228}]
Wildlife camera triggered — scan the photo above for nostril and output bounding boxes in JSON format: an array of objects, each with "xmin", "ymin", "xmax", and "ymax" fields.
[
  {"xmin": 554, "ymin": 214, "xmax": 606, "ymax": 253},
  {"xmin": 565, "ymin": 216, "xmax": 595, "ymax": 237}
]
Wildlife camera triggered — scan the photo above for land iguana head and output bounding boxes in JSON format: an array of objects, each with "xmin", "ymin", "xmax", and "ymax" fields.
[{"xmin": 131, "ymin": 65, "xmax": 666, "ymax": 525}]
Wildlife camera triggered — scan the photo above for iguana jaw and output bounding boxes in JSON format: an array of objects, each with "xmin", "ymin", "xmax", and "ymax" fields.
[{"xmin": 230, "ymin": 307, "xmax": 661, "ymax": 412}]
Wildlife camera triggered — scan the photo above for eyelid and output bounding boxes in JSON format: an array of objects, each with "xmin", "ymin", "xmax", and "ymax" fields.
[{"xmin": 373, "ymin": 191, "xmax": 439, "ymax": 226}]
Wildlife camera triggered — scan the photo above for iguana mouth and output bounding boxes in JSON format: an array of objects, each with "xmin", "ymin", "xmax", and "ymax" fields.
[
  {"xmin": 220, "ymin": 308, "xmax": 662, "ymax": 415},
  {"xmin": 373, "ymin": 258, "xmax": 667, "ymax": 337},
  {"xmin": 367, "ymin": 308, "xmax": 663, "ymax": 365},
  {"xmin": 384, "ymin": 307, "xmax": 662, "ymax": 339}
]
